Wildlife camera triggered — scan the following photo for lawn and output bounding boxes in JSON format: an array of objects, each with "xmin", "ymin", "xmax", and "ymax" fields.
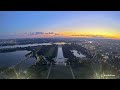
[{"xmin": 44, "ymin": 47, "xmax": 55, "ymax": 57}]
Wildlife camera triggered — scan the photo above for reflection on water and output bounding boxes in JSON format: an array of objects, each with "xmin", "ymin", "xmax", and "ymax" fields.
[
  {"xmin": 57, "ymin": 46, "xmax": 64, "ymax": 60},
  {"xmin": 71, "ymin": 50, "xmax": 86, "ymax": 58},
  {"xmin": 54, "ymin": 42, "xmax": 66, "ymax": 45},
  {"xmin": 0, "ymin": 43, "xmax": 52, "ymax": 49},
  {"xmin": 56, "ymin": 45, "xmax": 66, "ymax": 65},
  {"xmin": 0, "ymin": 50, "xmax": 31, "ymax": 68},
  {"xmin": 0, "ymin": 42, "xmax": 68, "ymax": 49}
]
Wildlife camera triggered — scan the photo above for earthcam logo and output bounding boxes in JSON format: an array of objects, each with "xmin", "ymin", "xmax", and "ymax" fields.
[{"xmin": 101, "ymin": 74, "xmax": 115, "ymax": 77}]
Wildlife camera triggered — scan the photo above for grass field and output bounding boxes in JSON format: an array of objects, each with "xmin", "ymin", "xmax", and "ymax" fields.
[
  {"xmin": 71, "ymin": 65, "xmax": 93, "ymax": 79},
  {"xmin": 45, "ymin": 47, "xmax": 55, "ymax": 57},
  {"xmin": 48, "ymin": 65, "xmax": 73, "ymax": 79}
]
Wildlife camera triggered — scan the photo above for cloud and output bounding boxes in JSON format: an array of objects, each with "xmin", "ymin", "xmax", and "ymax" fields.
[{"xmin": 0, "ymin": 31, "xmax": 120, "ymax": 39}]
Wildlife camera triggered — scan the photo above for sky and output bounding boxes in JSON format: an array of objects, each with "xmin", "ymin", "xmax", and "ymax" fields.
[{"xmin": 0, "ymin": 11, "xmax": 120, "ymax": 39}]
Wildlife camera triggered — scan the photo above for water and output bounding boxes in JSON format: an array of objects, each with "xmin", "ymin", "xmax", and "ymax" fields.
[
  {"xmin": 0, "ymin": 50, "xmax": 35, "ymax": 68},
  {"xmin": 56, "ymin": 45, "xmax": 66, "ymax": 65},
  {"xmin": 0, "ymin": 42, "xmax": 67, "ymax": 68},
  {"xmin": 0, "ymin": 43, "xmax": 52, "ymax": 49},
  {"xmin": 57, "ymin": 45, "xmax": 64, "ymax": 60},
  {"xmin": 54, "ymin": 42, "xmax": 66, "ymax": 45},
  {"xmin": 71, "ymin": 50, "xmax": 86, "ymax": 58}
]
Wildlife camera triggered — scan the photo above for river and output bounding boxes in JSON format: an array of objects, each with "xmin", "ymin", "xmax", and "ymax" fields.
[
  {"xmin": 0, "ymin": 50, "xmax": 36, "ymax": 68},
  {"xmin": 0, "ymin": 43, "xmax": 52, "ymax": 49}
]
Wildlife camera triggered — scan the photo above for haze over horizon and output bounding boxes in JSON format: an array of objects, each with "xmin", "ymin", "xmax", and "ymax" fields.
[{"xmin": 1, "ymin": 11, "xmax": 120, "ymax": 39}]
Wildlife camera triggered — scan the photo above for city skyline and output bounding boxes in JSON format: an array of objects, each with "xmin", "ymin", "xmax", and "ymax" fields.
[{"xmin": 1, "ymin": 11, "xmax": 120, "ymax": 39}]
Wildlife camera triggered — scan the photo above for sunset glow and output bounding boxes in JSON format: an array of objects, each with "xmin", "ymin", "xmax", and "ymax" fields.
[{"xmin": 1, "ymin": 11, "xmax": 120, "ymax": 39}]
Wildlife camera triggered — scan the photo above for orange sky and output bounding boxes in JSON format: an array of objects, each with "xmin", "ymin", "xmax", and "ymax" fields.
[
  {"xmin": 53, "ymin": 27, "xmax": 120, "ymax": 39},
  {"xmin": 1, "ymin": 11, "xmax": 120, "ymax": 39}
]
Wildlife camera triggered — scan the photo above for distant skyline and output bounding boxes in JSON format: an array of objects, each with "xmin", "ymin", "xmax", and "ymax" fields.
[{"xmin": 1, "ymin": 11, "xmax": 120, "ymax": 39}]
